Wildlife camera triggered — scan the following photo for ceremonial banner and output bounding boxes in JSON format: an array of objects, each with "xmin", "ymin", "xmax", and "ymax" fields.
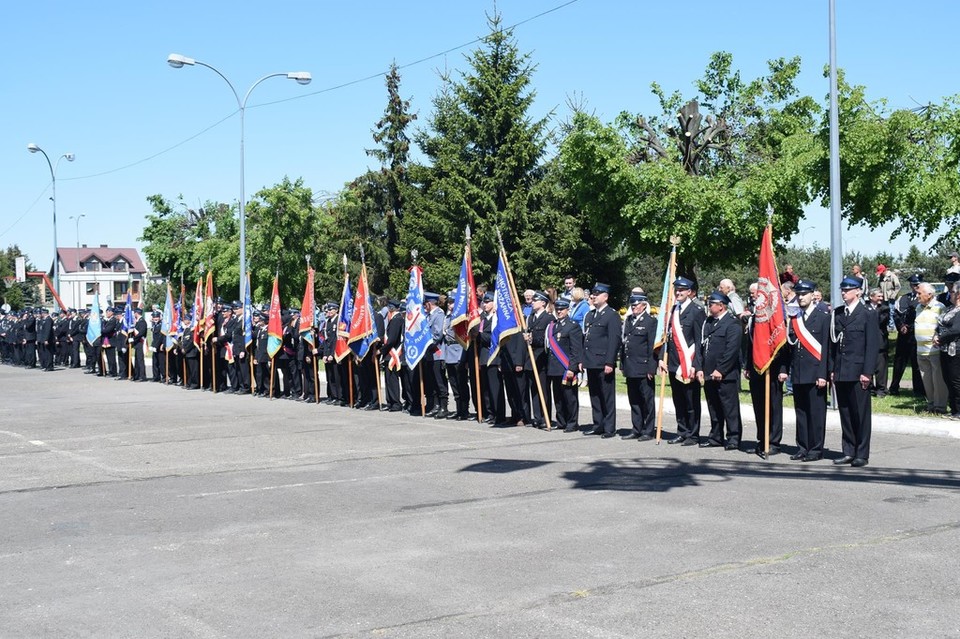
[
  {"xmin": 203, "ymin": 271, "xmax": 215, "ymax": 340},
  {"xmin": 334, "ymin": 272, "xmax": 354, "ymax": 363},
  {"xmin": 86, "ymin": 286, "xmax": 101, "ymax": 346},
  {"xmin": 654, "ymin": 243, "xmax": 677, "ymax": 349},
  {"xmin": 243, "ymin": 272, "xmax": 253, "ymax": 350},
  {"xmin": 161, "ymin": 284, "xmax": 175, "ymax": 349},
  {"xmin": 299, "ymin": 267, "xmax": 316, "ymax": 347},
  {"xmin": 488, "ymin": 251, "xmax": 520, "ymax": 365},
  {"xmin": 451, "ymin": 243, "xmax": 480, "ymax": 347},
  {"xmin": 122, "ymin": 290, "xmax": 134, "ymax": 335},
  {"xmin": 348, "ymin": 264, "xmax": 378, "ymax": 360},
  {"xmin": 266, "ymin": 276, "xmax": 283, "ymax": 358},
  {"xmin": 753, "ymin": 224, "xmax": 788, "ymax": 373},
  {"xmin": 192, "ymin": 277, "xmax": 204, "ymax": 346},
  {"xmin": 403, "ymin": 265, "xmax": 432, "ymax": 369}
]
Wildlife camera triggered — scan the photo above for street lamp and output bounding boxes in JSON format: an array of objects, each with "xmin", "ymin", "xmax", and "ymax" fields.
[
  {"xmin": 69, "ymin": 213, "xmax": 86, "ymax": 248},
  {"xmin": 801, "ymin": 225, "xmax": 815, "ymax": 249},
  {"xmin": 27, "ymin": 143, "xmax": 75, "ymax": 310},
  {"xmin": 166, "ymin": 53, "xmax": 311, "ymax": 301}
]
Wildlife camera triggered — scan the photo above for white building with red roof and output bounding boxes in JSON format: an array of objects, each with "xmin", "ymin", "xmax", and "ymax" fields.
[{"xmin": 55, "ymin": 245, "xmax": 147, "ymax": 310}]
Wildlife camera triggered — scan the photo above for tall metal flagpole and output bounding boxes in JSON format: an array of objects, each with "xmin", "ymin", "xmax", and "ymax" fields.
[{"xmin": 828, "ymin": 0, "xmax": 843, "ymax": 411}]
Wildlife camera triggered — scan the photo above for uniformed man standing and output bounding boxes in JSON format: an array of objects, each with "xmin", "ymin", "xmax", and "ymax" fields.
[
  {"xmin": 546, "ymin": 297, "xmax": 583, "ymax": 432},
  {"xmin": 130, "ymin": 307, "xmax": 147, "ymax": 381},
  {"xmin": 36, "ymin": 308, "xmax": 55, "ymax": 371},
  {"xmin": 582, "ymin": 283, "xmax": 621, "ymax": 438},
  {"xmin": 443, "ymin": 293, "xmax": 469, "ymax": 420},
  {"xmin": 423, "ymin": 293, "xmax": 448, "ymax": 418},
  {"xmin": 524, "ymin": 291, "xmax": 555, "ymax": 428},
  {"xmin": 381, "ymin": 299, "xmax": 404, "ymax": 411},
  {"xmin": 620, "ymin": 293, "xmax": 657, "ymax": 440},
  {"xmin": 477, "ymin": 293, "xmax": 506, "ymax": 425},
  {"xmin": 781, "ymin": 280, "xmax": 830, "ymax": 461},
  {"xmin": 321, "ymin": 303, "xmax": 340, "ymax": 404},
  {"xmin": 698, "ymin": 291, "xmax": 743, "ymax": 450},
  {"xmin": 660, "ymin": 278, "xmax": 705, "ymax": 445},
  {"xmin": 830, "ymin": 276, "xmax": 880, "ymax": 467},
  {"xmin": 101, "ymin": 306, "xmax": 119, "ymax": 378}
]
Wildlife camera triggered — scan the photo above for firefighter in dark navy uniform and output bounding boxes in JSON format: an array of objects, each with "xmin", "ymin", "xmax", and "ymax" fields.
[
  {"xmin": 582, "ymin": 282, "xmax": 621, "ymax": 438},
  {"xmin": 619, "ymin": 293, "xmax": 658, "ymax": 440}
]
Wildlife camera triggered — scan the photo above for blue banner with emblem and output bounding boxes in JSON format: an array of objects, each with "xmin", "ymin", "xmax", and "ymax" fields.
[
  {"xmin": 86, "ymin": 285, "xmax": 102, "ymax": 346},
  {"xmin": 488, "ymin": 251, "xmax": 520, "ymax": 365},
  {"xmin": 403, "ymin": 265, "xmax": 432, "ymax": 369}
]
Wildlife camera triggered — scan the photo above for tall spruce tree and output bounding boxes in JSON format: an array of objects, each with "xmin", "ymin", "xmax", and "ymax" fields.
[{"xmin": 397, "ymin": 12, "xmax": 556, "ymax": 292}]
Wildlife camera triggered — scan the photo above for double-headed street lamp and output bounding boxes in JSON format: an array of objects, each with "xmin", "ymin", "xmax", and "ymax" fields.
[
  {"xmin": 27, "ymin": 143, "xmax": 75, "ymax": 310},
  {"xmin": 167, "ymin": 53, "xmax": 311, "ymax": 301},
  {"xmin": 69, "ymin": 213, "xmax": 86, "ymax": 248}
]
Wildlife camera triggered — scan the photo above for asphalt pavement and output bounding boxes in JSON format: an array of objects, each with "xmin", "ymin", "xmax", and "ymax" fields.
[{"xmin": 1, "ymin": 364, "xmax": 958, "ymax": 638}]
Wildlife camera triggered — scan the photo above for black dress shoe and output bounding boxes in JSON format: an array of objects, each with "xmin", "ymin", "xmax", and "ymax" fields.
[
  {"xmin": 833, "ymin": 455, "xmax": 855, "ymax": 465},
  {"xmin": 636, "ymin": 434, "xmax": 654, "ymax": 442},
  {"xmin": 583, "ymin": 428, "xmax": 603, "ymax": 436},
  {"xmin": 600, "ymin": 432, "xmax": 615, "ymax": 438},
  {"xmin": 563, "ymin": 426, "xmax": 579, "ymax": 433},
  {"xmin": 851, "ymin": 458, "xmax": 869, "ymax": 467},
  {"xmin": 681, "ymin": 438, "xmax": 699, "ymax": 446},
  {"xmin": 790, "ymin": 452, "xmax": 806, "ymax": 461},
  {"xmin": 621, "ymin": 432, "xmax": 640, "ymax": 440},
  {"xmin": 435, "ymin": 409, "xmax": 450, "ymax": 419},
  {"xmin": 364, "ymin": 403, "xmax": 381, "ymax": 411},
  {"xmin": 802, "ymin": 453, "xmax": 822, "ymax": 462},
  {"xmin": 699, "ymin": 441, "xmax": 722, "ymax": 448},
  {"xmin": 667, "ymin": 435, "xmax": 685, "ymax": 445},
  {"xmin": 724, "ymin": 442, "xmax": 740, "ymax": 451}
]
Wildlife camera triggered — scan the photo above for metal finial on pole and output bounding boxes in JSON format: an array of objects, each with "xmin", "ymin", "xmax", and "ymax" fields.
[
  {"xmin": 305, "ymin": 253, "xmax": 311, "ymax": 267},
  {"xmin": 766, "ymin": 203, "xmax": 774, "ymax": 225},
  {"xmin": 465, "ymin": 225, "xmax": 472, "ymax": 241},
  {"xmin": 359, "ymin": 243, "xmax": 365, "ymax": 264},
  {"xmin": 342, "ymin": 253, "xmax": 348, "ymax": 272},
  {"xmin": 411, "ymin": 249, "xmax": 418, "ymax": 265},
  {"xmin": 669, "ymin": 235, "xmax": 680, "ymax": 247}
]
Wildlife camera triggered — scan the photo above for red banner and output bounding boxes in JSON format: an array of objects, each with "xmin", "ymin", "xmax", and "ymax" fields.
[{"xmin": 752, "ymin": 224, "xmax": 787, "ymax": 373}]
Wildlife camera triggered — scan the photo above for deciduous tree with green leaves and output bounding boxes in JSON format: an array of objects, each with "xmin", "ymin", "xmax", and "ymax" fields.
[{"xmin": 559, "ymin": 52, "xmax": 821, "ymax": 283}]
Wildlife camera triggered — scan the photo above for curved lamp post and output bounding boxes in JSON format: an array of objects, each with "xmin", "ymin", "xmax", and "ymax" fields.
[
  {"xmin": 27, "ymin": 143, "xmax": 75, "ymax": 310},
  {"xmin": 167, "ymin": 53, "xmax": 311, "ymax": 301}
]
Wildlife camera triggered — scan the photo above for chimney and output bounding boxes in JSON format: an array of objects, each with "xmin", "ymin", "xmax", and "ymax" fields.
[
  {"xmin": 100, "ymin": 244, "xmax": 108, "ymax": 248},
  {"xmin": 81, "ymin": 244, "xmax": 87, "ymax": 248}
]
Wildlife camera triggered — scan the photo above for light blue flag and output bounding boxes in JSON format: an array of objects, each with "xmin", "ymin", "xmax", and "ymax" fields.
[
  {"xmin": 162, "ymin": 285, "xmax": 175, "ymax": 349},
  {"xmin": 86, "ymin": 287, "xmax": 102, "ymax": 346},
  {"xmin": 488, "ymin": 252, "xmax": 520, "ymax": 365},
  {"xmin": 403, "ymin": 265, "xmax": 432, "ymax": 369},
  {"xmin": 243, "ymin": 273, "xmax": 253, "ymax": 350}
]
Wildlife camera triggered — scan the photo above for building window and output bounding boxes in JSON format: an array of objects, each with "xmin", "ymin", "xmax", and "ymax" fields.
[
  {"xmin": 85, "ymin": 282, "xmax": 98, "ymax": 295},
  {"xmin": 112, "ymin": 260, "xmax": 127, "ymax": 273},
  {"xmin": 83, "ymin": 261, "xmax": 101, "ymax": 272},
  {"xmin": 114, "ymin": 281, "xmax": 129, "ymax": 299}
]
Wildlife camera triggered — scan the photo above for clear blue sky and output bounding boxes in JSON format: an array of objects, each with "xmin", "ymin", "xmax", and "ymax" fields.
[{"xmin": 3, "ymin": 0, "xmax": 956, "ymax": 274}]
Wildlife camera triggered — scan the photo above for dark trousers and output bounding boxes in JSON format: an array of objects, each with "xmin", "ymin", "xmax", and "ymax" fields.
[
  {"xmin": 874, "ymin": 343, "xmax": 889, "ymax": 393},
  {"xmin": 482, "ymin": 365, "xmax": 505, "ymax": 423},
  {"xmin": 793, "ymin": 382, "xmax": 827, "ymax": 455},
  {"xmin": 235, "ymin": 354, "xmax": 251, "ymax": 393},
  {"xmin": 891, "ymin": 333, "xmax": 924, "ymax": 396},
  {"xmin": 39, "ymin": 342, "xmax": 53, "ymax": 370},
  {"xmin": 447, "ymin": 361, "xmax": 469, "ymax": 417},
  {"xmin": 337, "ymin": 360, "xmax": 353, "ymax": 405},
  {"xmin": 23, "ymin": 342, "xmax": 37, "ymax": 368},
  {"xmin": 527, "ymin": 365, "xmax": 552, "ymax": 425},
  {"xmin": 940, "ymin": 352, "xmax": 960, "ymax": 415},
  {"xmin": 133, "ymin": 343, "xmax": 146, "ymax": 380},
  {"xmin": 429, "ymin": 359, "xmax": 447, "ymax": 411},
  {"xmin": 749, "ymin": 370, "xmax": 784, "ymax": 446},
  {"xmin": 299, "ymin": 358, "xmax": 315, "ymax": 400},
  {"xmin": 324, "ymin": 359, "xmax": 338, "ymax": 401},
  {"xmin": 103, "ymin": 346, "xmax": 118, "ymax": 377},
  {"xmin": 384, "ymin": 363, "xmax": 402, "ymax": 408},
  {"xmin": 356, "ymin": 357, "xmax": 375, "ymax": 406},
  {"xmin": 185, "ymin": 357, "xmax": 199, "ymax": 388},
  {"xmin": 550, "ymin": 375, "xmax": 579, "ymax": 430},
  {"xmin": 502, "ymin": 366, "xmax": 528, "ymax": 423},
  {"xmin": 587, "ymin": 368, "xmax": 617, "ymax": 434},
  {"xmin": 625, "ymin": 376, "xmax": 655, "ymax": 436},
  {"xmin": 669, "ymin": 374, "xmax": 701, "ymax": 440},
  {"xmin": 71, "ymin": 340, "xmax": 82, "ymax": 367},
  {"xmin": 834, "ymin": 380, "xmax": 872, "ymax": 460},
  {"xmin": 704, "ymin": 378, "xmax": 742, "ymax": 445}
]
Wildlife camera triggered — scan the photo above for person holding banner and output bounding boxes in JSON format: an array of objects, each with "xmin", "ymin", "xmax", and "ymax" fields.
[
  {"xmin": 660, "ymin": 278, "xmax": 705, "ymax": 445},
  {"xmin": 524, "ymin": 291, "xmax": 554, "ymax": 429},
  {"xmin": 546, "ymin": 297, "xmax": 583, "ymax": 432},
  {"xmin": 582, "ymin": 283, "xmax": 621, "ymax": 438},
  {"xmin": 478, "ymin": 292, "xmax": 506, "ymax": 425},
  {"xmin": 381, "ymin": 299, "xmax": 405, "ymax": 412},
  {"xmin": 619, "ymin": 293, "xmax": 658, "ymax": 440}
]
